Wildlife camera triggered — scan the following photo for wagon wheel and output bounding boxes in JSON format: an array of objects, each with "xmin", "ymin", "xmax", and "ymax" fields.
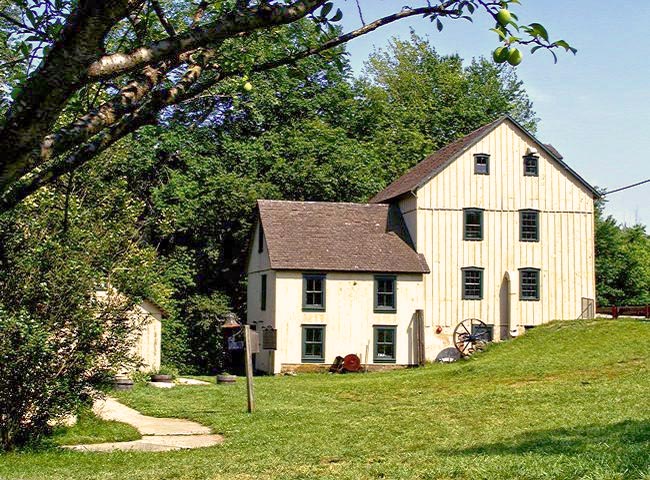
[{"xmin": 453, "ymin": 318, "xmax": 491, "ymax": 356}]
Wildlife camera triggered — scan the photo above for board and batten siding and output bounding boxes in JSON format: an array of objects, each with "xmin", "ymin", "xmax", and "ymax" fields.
[
  {"xmin": 399, "ymin": 121, "xmax": 595, "ymax": 354},
  {"xmin": 269, "ymin": 271, "xmax": 423, "ymax": 373}
]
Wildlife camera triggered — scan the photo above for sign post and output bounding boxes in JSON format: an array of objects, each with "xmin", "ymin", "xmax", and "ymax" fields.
[{"xmin": 243, "ymin": 324, "xmax": 255, "ymax": 413}]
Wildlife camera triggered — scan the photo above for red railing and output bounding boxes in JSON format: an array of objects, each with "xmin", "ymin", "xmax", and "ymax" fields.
[{"xmin": 596, "ymin": 305, "xmax": 650, "ymax": 319}]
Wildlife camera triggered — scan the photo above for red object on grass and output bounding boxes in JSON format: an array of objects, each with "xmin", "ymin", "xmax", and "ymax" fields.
[{"xmin": 343, "ymin": 354, "xmax": 362, "ymax": 372}]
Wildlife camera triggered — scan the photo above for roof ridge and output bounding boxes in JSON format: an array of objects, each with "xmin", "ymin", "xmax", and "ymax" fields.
[{"xmin": 258, "ymin": 199, "xmax": 388, "ymax": 208}]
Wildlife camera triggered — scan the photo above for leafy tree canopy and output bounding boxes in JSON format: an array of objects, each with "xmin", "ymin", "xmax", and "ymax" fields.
[{"xmin": 0, "ymin": 0, "xmax": 574, "ymax": 212}]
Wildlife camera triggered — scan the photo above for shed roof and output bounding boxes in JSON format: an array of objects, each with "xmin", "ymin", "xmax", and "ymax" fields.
[
  {"xmin": 370, "ymin": 115, "xmax": 599, "ymax": 203},
  {"xmin": 256, "ymin": 200, "xmax": 429, "ymax": 274}
]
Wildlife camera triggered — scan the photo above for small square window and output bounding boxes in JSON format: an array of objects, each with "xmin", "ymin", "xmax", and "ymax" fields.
[
  {"xmin": 302, "ymin": 326, "xmax": 325, "ymax": 362},
  {"xmin": 524, "ymin": 155, "xmax": 539, "ymax": 176},
  {"xmin": 261, "ymin": 274, "xmax": 267, "ymax": 311},
  {"xmin": 374, "ymin": 326, "xmax": 396, "ymax": 363},
  {"xmin": 303, "ymin": 274, "xmax": 325, "ymax": 311},
  {"xmin": 462, "ymin": 268, "xmax": 483, "ymax": 300},
  {"xmin": 374, "ymin": 276, "xmax": 397, "ymax": 313},
  {"xmin": 520, "ymin": 269, "xmax": 540, "ymax": 301},
  {"xmin": 520, "ymin": 210, "xmax": 539, "ymax": 242},
  {"xmin": 474, "ymin": 154, "xmax": 490, "ymax": 175},
  {"xmin": 464, "ymin": 209, "xmax": 483, "ymax": 241}
]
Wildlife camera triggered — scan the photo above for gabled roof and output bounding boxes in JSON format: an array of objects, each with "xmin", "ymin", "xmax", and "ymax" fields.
[
  {"xmin": 256, "ymin": 200, "xmax": 429, "ymax": 274},
  {"xmin": 370, "ymin": 115, "xmax": 599, "ymax": 203}
]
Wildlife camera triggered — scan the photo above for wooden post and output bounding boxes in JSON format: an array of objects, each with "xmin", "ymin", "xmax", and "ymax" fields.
[
  {"xmin": 243, "ymin": 325, "xmax": 255, "ymax": 413},
  {"xmin": 364, "ymin": 342, "xmax": 370, "ymax": 373},
  {"xmin": 415, "ymin": 309, "xmax": 425, "ymax": 366}
]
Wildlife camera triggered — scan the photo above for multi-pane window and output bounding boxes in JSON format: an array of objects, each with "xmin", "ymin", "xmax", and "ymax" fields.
[
  {"xmin": 374, "ymin": 326, "xmax": 396, "ymax": 363},
  {"xmin": 302, "ymin": 326, "xmax": 325, "ymax": 362},
  {"xmin": 464, "ymin": 209, "xmax": 484, "ymax": 241},
  {"xmin": 474, "ymin": 154, "xmax": 490, "ymax": 175},
  {"xmin": 260, "ymin": 274, "xmax": 267, "ymax": 311},
  {"xmin": 523, "ymin": 155, "xmax": 539, "ymax": 176},
  {"xmin": 520, "ymin": 210, "xmax": 540, "ymax": 242},
  {"xmin": 303, "ymin": 274, "xmax": 325, "ymax": 311},
  {"xmin": 462, "ymin": 268, "xmax": 484, "ymax": 300},
  {"xmin": 520, "ymin": 268, "xmax": 540, "ymax": 301},
  {"xmin": 374, "ymin": 275, "xmax": 397, "ymax": 312}
]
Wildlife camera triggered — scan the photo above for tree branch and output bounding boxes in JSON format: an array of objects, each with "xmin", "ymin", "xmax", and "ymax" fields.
[
  {"xmin": 151, "ymin": 0, "xmax": 176, "ymax": 36},
  {"xmin": 0, "ymin": 1, "xmax": 141, "ymax": 190},
  {"xmin": 86, "ymin": 0, "xmax": 327, "ymax": 80}
]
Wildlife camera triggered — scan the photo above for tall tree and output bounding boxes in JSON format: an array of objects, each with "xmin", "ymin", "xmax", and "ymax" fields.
[
  {"xmin": 595, "ymin": 198, "xmax": 650, "ymax": 306},
  {"xmin": 0, "ymin": 0, "xmax": 574, "ymax": 212},
  {"xmin": 357, "ymin": 33, "xmax": 537, "ymax": 182}
]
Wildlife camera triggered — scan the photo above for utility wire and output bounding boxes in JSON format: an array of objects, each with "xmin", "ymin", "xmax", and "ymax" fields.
[{"xmin": 602, "ymin": 178, "xmax": 650, "ymax": 196}]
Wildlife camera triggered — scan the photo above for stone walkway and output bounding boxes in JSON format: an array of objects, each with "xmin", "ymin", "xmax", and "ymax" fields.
[{"xmin": 64, "ymin": 397, "xmax": 223, "ymax": 452}]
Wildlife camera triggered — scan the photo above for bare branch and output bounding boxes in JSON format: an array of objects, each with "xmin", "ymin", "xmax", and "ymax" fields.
[
  {"xmin": 0, "ymin": 11, "xmax": 48, "ymax": 39},
  {"xmin": 192, "ymin": 1, "xmax": 210, "ymax": 28},
  {"xmin": 151, "ymin": 0, "xmax": 176, "ymax": 36}
]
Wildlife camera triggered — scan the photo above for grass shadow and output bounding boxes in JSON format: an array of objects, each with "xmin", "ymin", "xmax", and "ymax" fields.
[{"xmin": 440, "ymin": 419, "xmax": 650, "ymax": 471}]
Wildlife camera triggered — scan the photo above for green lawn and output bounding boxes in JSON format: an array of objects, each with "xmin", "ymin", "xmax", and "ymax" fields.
[
  {"xmin": 51, "ymin": 410, "xmax": 141, "ymax": 446},
  {"xmin": 1, "ymin": 319, "xmax": 649, "ymax": 480}
]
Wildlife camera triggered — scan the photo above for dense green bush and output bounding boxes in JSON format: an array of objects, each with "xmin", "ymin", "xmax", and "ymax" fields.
[{"xmin": 0, "ymin": 173, "xmax": 164, "ymax": 451}]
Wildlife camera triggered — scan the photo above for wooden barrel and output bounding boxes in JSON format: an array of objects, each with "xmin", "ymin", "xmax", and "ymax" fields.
[
  {"xmin": 216, "ymin": 374, "xmax": 237, "ymax": 385},
  {"xmin": 113, "ymin": 378, "xmax": 134, "ymax": 391}
]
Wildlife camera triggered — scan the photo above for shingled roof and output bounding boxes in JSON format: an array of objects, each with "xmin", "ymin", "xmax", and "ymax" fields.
[
  {"xmin": 256, "ymin": 200, "xmax": 429, "ymax": 274},
  {"xmin": 370, "ymin": 115, "xmax": 599, "ymax": 203}
]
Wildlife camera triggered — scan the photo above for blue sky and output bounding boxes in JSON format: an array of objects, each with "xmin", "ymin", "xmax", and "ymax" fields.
[{"xmin": 337, "ymin": 0, "xmax": 650, "ymax": 227}]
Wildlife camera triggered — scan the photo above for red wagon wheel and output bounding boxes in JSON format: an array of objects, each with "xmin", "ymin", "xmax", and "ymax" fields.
[{"xmin": 343, "ymin": 354, "xmax": 362, "ymax": 372}]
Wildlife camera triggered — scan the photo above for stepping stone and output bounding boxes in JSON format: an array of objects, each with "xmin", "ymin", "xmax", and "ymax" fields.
[
  {"xmin": 177, "ymin": 377, "xmax": 211, "ymax": 385},
  {"xmin": 63, "ymin": 434, "xmax": 223, "ymax": 452},
  {"xmin": 93, "ymin": 398, "xmax": 212, "ymax": 435}
]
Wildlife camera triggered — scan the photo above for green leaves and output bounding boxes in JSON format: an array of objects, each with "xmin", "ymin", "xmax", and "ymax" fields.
[
  {"xmin": 316, "ymin": 3, "xmax": 342, "ymax": 24},
  {"xmin": 554, "ymin": 40, "xmax": 578, "ymax": 54},
  {"xmin": 528, "ymin": 23, "xmax": 549, "ymax": 41}
]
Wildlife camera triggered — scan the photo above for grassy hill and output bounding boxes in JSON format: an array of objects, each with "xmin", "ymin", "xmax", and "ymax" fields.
[{"xmin": 2, "ymin": 319, "xmax": 649, "ymax": 479}]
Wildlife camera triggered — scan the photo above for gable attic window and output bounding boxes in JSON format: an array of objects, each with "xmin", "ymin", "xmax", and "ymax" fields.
[
  {"xmin": 261, "ymin": 274, "xmax": 267, "ymax": 311},
  {"xmin": 463, "ymin": 209, "xmax": 484, "ymax": 241},
  {"xmin": 374, "ymin": 275, "xmax": 397, "ymax": 313},
  {"xmin": 520, "ymin": 210, "xmax": 540, "ymax": 242},
  {"xmin": 474, "ymin": 154, "xmax": 490, "ymax": 175},
  {"xmin": 523, "ymin": 154, "xmax": 539, "ymax": 176},
  {"xmin": 258, "ymin": 224, "xmax": 264, "ymax": 253},
  {"xmin": 520, "ymin": 268, "xmax": 540, "ymax": 301},
  {"xmin": 303, "ymin": 274, "xmax": 326, "ymax": 311},
  {"xmin": 462, "ymin": 267, "xmax": 484, "ymax": 300}
]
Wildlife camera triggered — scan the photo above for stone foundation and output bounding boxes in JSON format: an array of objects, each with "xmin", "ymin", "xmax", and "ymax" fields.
[{"xmin": 279, "ymin": 363, "xmax": 416, "ymax": 374}]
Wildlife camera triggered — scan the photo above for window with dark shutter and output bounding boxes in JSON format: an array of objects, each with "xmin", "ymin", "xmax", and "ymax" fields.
[
  {"xmin": 462, "ymin": 267, "xmax": 484, "ymax": 300},
  {"xmin": 520, "ymin": 268, "xmax": 540, "ymax": 301},
  {"xmin": 474, "ymin": 154, "xmax": 490, "ymax": 175},
  {"xmin": 374, "ymin": 276, "xmax": 397, "ymax": 313},
  {"xmin": 374, "ymin": 326, "xmax": 396, "ymax": 363},
  {"xmin": 523, "ymin": 155, "xmax": 539, "ymax": 176},
  {"xmin": 302, "ymin": 326, "xmax": 325, "ymax": 362},
  {"xmin": 303, "ymin": 274, "xmax": 326, "ymax": 311},
  {"xmin": 520, "ymin": 210, "xmax": 540, "ymax": 242},
  {"xmin": 464, "ymin": 209, "xmax": 484, "ymax": 241}
]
